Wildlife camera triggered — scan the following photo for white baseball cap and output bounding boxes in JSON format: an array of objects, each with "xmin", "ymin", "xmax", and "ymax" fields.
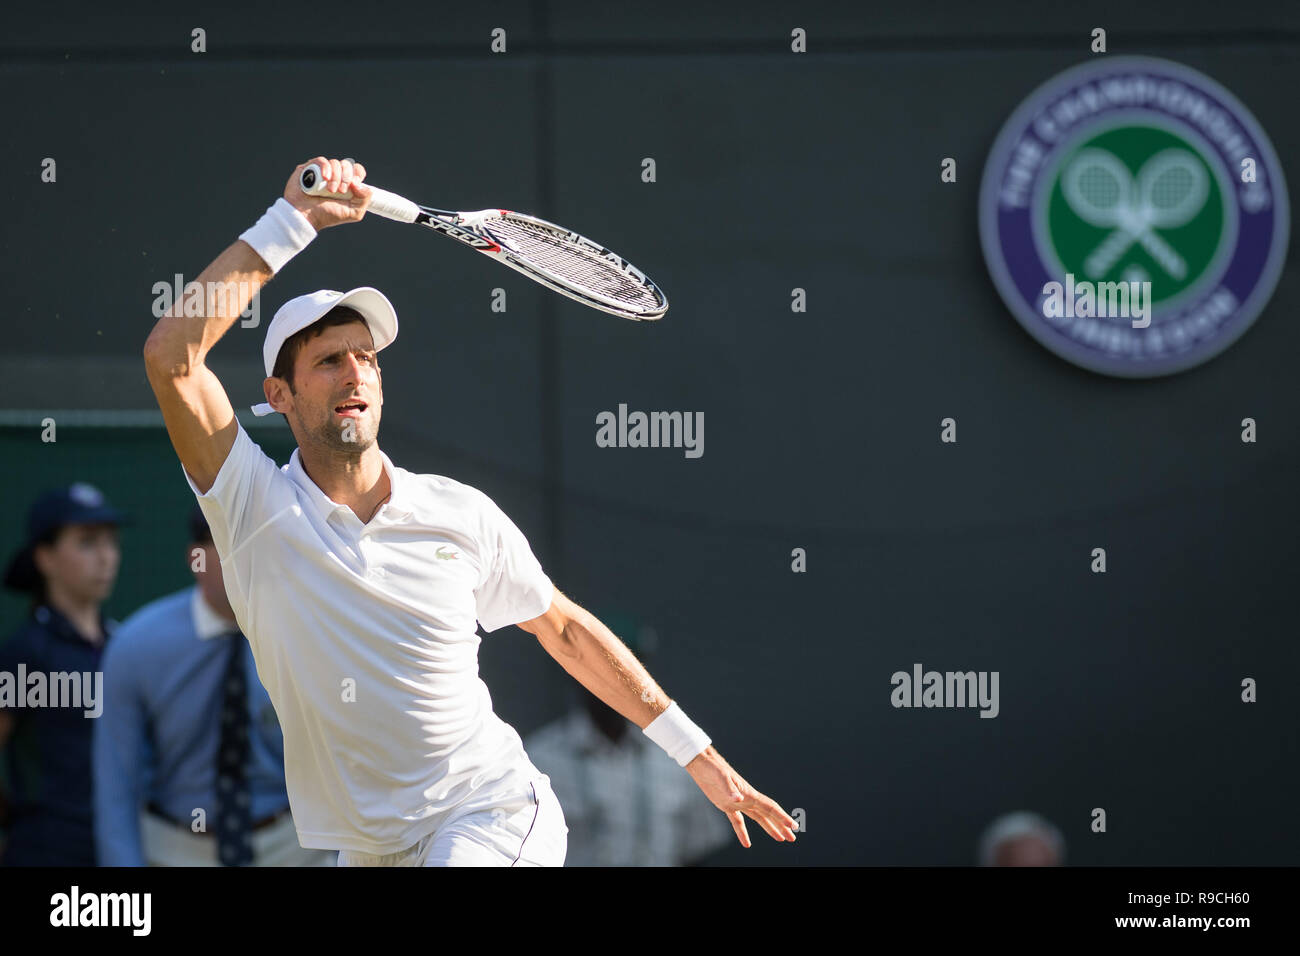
[{"xmin": 251, "ymin": 287, "xmax": 399, "ymax": 416}]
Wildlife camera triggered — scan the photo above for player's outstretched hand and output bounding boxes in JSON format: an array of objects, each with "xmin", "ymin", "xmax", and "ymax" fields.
[
  {"xmin": 284, "ymin": 156, "xmax": 373, "ymax": 230},
  {"xmin": 685, "ymin": 746, "xmax": 798, "ymax": 848}
]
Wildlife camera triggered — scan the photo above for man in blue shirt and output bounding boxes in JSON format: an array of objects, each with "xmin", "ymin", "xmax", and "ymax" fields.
[
  {"xmin": 0, "ymin": 483, "xmax": 126, "ymax": 866},
  {"xmin": 94, "ymin": 506, "xmax": 332, "ymax": 866}
]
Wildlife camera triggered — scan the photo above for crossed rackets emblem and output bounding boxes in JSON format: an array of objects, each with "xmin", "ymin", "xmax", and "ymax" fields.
[{"xmin": 1061, "ymin": 147, "xmax": 1209, "ymax": 280}]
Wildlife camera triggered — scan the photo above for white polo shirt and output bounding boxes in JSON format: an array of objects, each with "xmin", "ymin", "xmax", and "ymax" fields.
[{"xmin": 182, "ymin": 422, "xmax": 555, "ymax": 854}]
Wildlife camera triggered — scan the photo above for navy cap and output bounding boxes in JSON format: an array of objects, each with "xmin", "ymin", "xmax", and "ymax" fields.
[{"xmin": 3, "ymin": 483, "xmax": 129, "ymax": 594}]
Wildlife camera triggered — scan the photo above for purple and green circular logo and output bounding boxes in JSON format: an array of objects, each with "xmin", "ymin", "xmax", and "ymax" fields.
[{"xmin": 979, "ymin": 57, "xmax": 1288, "ymax": 376}]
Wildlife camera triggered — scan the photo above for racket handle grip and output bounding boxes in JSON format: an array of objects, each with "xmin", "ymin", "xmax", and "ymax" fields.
[{"xmin": 299, "ymin": 163, "xmax": 420, "ymax": 223}]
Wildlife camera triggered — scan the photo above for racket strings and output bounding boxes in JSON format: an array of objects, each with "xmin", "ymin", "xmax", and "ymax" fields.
[
  {"xmin": 1149, "ymin": 167, "xmax": 1195, "ymax": 210},
  {"xmin": 1078, "ymin": 167, "xmax": 1123, "ymax": 209},
  {"xmin": 485, "ymin": 217, "xmax": 663, "ymax": 310}
]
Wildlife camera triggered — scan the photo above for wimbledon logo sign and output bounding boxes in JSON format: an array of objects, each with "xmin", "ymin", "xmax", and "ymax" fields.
[{"xmin": 979, "ymin": 57, "xmax": 1289, "ymax": 376}]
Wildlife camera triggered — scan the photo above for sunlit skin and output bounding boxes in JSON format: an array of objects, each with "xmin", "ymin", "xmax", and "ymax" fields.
[
  {"xmin": 31, "ymin": 523, "xmax": 120, "ymax": 644},
  {"xmin": 261, "ymin": 320, "xmax": 391, "ymax": 523}
]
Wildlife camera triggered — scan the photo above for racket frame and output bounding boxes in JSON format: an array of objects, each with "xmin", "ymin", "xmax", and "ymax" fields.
[
  {"xmin": 410, "ymin": 205, "xmax": 668, "ymax": 321},
  {"xmin": 297, "ymin": 164, "xmax": 666, "ymax": 321}
]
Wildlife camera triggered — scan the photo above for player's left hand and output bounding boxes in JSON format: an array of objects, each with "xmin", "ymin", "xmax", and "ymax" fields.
[{"xmin": 685, "ymin": 747, "xmax": 798, "ymax": 848}]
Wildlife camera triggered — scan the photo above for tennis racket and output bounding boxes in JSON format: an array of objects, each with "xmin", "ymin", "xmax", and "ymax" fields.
[
  {"xmin": 299, "ymin": 164, "xmax": 668, "ymax": 321},
  {"xmin": 1062, "ymin": 148, "xmax": 1207, "ymax": 280}
]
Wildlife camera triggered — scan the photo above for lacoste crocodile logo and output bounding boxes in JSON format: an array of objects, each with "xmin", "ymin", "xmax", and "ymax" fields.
[{"xmin": 435, "ymin": 546, "xmax": 459, "ymax": 561}]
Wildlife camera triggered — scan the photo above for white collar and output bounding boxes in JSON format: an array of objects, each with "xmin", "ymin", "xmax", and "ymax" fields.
[
  {"xmin": 191, "ymin": 585, "xmax": 238, "ymax": 640},
  {"xmin": 286, "ymin": 445, "xmax": 414, "ymax": 524}
]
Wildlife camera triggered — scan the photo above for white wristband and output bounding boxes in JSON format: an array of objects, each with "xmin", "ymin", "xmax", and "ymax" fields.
[
  {"xmin": 642, "ymin": 701, "xmax": 711, "ymax": 767},
  {"xmin": 238, "ymin": 197, "xmax": 317, "ymax": 274}
]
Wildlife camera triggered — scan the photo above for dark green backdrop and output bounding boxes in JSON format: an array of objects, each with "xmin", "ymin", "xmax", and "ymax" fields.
[{"xmin": 3, "ymin": 0, "xmax": 1297, "ymax": 865}]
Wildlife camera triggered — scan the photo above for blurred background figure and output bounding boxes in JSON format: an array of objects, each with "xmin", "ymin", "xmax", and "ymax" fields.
[
  {"xmin": 525, "ymin": 612, "xmax": 731, "ymax": 866},
  {"xmin": 978, "ymin": 811, "xmax": 1066, "ymax": 866},
  {"xmin": 0, "ymin": 482, "xmax": 126, "ymax": 866},
  {"xmin": 94, "ymin": 505, "xmax": 332, "ymax": 866}
]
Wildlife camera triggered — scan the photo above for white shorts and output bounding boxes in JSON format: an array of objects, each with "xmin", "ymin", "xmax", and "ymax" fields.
[{"xmin": 336, "ymin": 775, "xmax": 568, "ymax": 867}]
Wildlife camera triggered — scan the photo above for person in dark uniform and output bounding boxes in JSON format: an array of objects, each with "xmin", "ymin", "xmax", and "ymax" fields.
[{"xmin": 0, "ymin": 483, "xmax": 127, "ymax": 866}]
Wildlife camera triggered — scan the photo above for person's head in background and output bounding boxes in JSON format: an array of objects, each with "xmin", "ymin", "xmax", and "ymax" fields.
[
  {"xmin": 188, "ymin": 505, "xmax": 235, "ymax": 624},
  {"xmin": 3, "ymin": 483, "xmax": 126, "ymax": 625},
  {"xmin": 978, "ymin": 811, "xmax": 1066, "ymax": 866},
  {"xmin": 579, "ymin": 611, "xmax": 658, "ymax": 743}
]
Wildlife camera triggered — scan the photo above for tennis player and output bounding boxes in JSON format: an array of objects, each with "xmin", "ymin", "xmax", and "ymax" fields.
[{"xmin": 142, "ymin": 157, "xmax": 797, "ymax": 866}]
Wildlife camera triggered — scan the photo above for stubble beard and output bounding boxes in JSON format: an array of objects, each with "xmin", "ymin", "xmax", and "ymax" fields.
[{"xmin": 297, "ymin": 404, "xmax": 380, "ymax": 458}]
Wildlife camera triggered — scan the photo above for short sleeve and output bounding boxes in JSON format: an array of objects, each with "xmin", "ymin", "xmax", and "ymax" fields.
[
  {"xmin": 473, "ymin": 493, "xmax": 554, "ymax": 634},
  {"xmin": 180, "ymin": 420, "xmax": 287, "ymax": 562}
]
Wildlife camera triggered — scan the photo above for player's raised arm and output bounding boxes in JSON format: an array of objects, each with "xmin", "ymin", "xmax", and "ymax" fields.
[{"xmin": 142, "ymin": 157, "xmax": 373, "ymax": 493}]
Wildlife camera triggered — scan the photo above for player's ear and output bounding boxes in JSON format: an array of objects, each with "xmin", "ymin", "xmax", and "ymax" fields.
[{"xmin": 264, "ymin": 376, "xmax": 290, "ymax": 413}]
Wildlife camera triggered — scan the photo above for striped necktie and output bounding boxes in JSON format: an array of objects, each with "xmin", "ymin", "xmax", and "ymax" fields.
[{"xmin": 216, "ymin": 632, "xmax": 253, "ymax": 866}]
